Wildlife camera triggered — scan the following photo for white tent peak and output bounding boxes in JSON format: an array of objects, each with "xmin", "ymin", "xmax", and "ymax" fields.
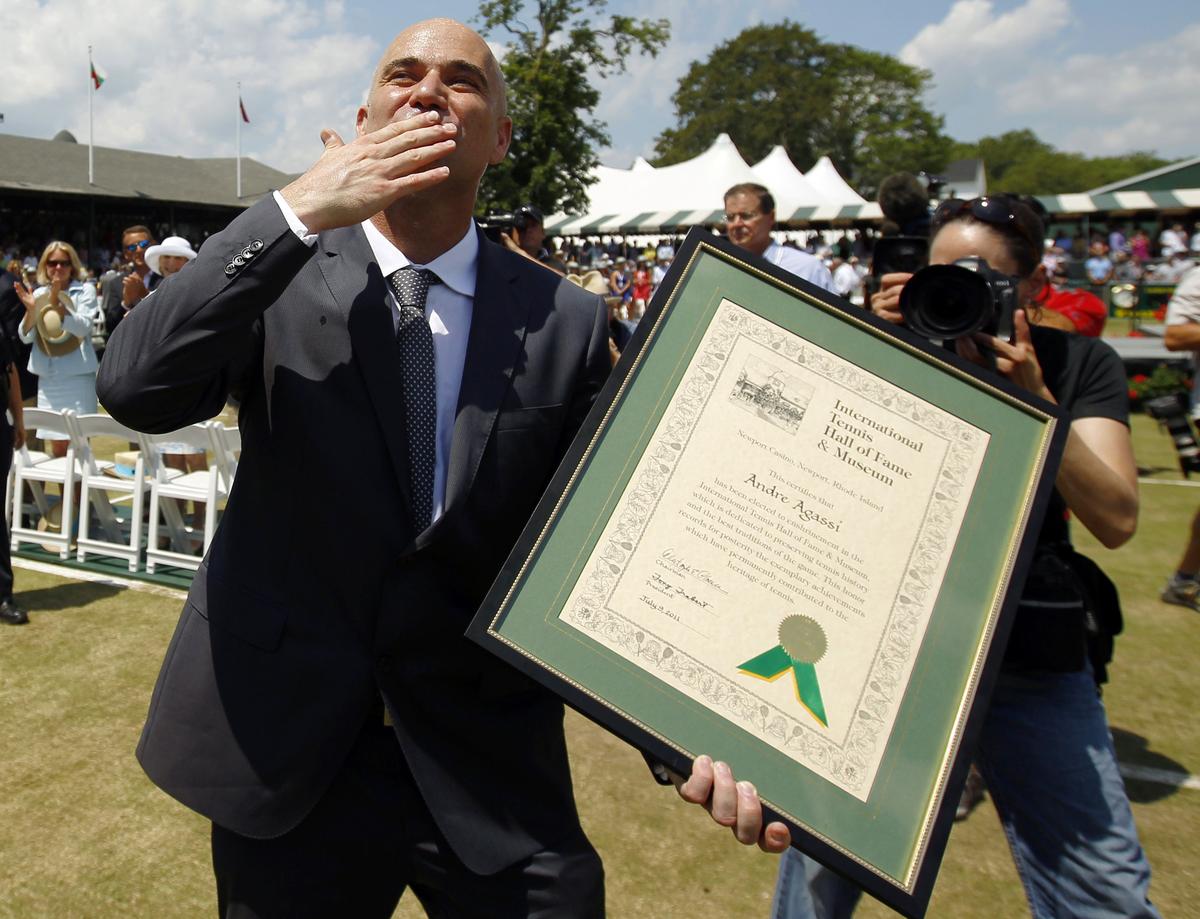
[
  {"xmin": 666, "ymin": 133, "xmax": 755, "ymax": 178},
  {"xmin": 806, "ymin": 156, "xmax": 867, "ymax": 205},
  {"xmin": 752, "ymin": 145, "xmax": 801, "ymax": 173},
  {"xmin": 590, "ymin": 133, "xmax": 759, "ymax": 215},
  {"xmin": 750, "ymin": 146, "xmax": 827, "ymax": 212},
  {"xmin": 545, "ymin": 138, "xmax": 871, "ymax": 233}
]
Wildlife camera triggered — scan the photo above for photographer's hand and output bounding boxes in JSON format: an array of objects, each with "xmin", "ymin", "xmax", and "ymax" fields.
[
  {"xmin": 497, "ymin": 228, "xmax": 524, "ymax": 254},
  {"xmin": 959, "ymin": 310, "xmax": 1052, "ymax": 402},
  {"xmin": 869, "ymin": 272, "xmax": 912, "ymax": 324}
]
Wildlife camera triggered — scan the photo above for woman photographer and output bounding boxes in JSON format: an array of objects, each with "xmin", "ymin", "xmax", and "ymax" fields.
[{"xmin": 773, "ymin": 195, "xmax": 1157, "ymax": 918}]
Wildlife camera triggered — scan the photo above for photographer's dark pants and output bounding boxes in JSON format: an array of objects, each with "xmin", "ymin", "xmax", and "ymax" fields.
[
  {"xmin": 212, "ymin": 718, "xmax": 605, "ymax": 919},
  {"xmin": 772, "ymin": 668, "xmax": 1160, "ymax": 919}
]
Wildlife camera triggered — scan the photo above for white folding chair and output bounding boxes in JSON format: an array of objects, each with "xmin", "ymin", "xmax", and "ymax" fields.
[
  {"xmin": 10, "ymin": 408, "xmax": 79, "ymax": 559},
  {"xmin": 71, "ymin": 413, "xmax": 153, "ymax": 572},
  {"xmin": 145, "ymin": 423, "xmax": 224, "ymax": 573},
  {"xmin": 209, "ymin": 424, "xmax": 240, "ymax": 492},
  {"xmin": 3, "ymin": 427, "xmax": 23, "ymax": 530},
  {"xmin": 7, "ymin": 413, "xmax": 53, "ymax": 529}
]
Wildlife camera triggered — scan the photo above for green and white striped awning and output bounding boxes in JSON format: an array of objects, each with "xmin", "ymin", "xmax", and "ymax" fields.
[
  {"xmin": 544, "ymin": 203, "xmax": 883, "ymax": 235},
  {"xmin": 1035, "ymin": 189, "xmax": 1200, "ymax": 215},
  {"xmin": 544, "ymin": 189, "xmax": 1200, "ymax": 235},
  {"xmin": 544, "ymin": 209, "xmax": 725, "ymax": 235},
  {"xmin": 779, "ymin": 203, "xmax": 882, "ymax": 222}
]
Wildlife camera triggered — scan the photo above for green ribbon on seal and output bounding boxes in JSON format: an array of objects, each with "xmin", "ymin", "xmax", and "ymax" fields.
[{"xmin": 738, "ymin": 614, "xmax": 828, "ymax": 728}]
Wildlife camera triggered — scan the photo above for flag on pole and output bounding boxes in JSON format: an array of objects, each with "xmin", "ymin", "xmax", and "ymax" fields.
[
  {"xmin": 88, "ymin": 47, "xmax": 102, "ymax": 185},
  {"xmin": 236, "ymin": 84, "xmax": 246, "ymax": 198}
]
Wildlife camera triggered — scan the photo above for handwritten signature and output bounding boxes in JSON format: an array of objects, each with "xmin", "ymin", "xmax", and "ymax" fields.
[
  {"xmin": 648, "ymin": 571, "xmax": 713, "ymax": 610},
  {"xmin": 657, "ymin": 548, "xmax": 728, "ymax": 594}
]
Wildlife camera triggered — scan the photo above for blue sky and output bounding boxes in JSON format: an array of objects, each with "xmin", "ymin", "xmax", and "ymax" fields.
[{"xmin": 3, "ymin": 0, "xmax": 1197, "ymax": 182}]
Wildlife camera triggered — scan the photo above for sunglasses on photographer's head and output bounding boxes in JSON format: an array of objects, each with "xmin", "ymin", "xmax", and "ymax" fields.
[
  {"xmin": 932, "ymin": 195, "xmax": 1043, "ymax": 253},
  {"xmin": 125, "ymin": 239, "xmax": 152, "ymax": 252}
]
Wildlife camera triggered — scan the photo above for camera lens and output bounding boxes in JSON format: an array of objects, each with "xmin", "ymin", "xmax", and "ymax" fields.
[{"xmin": 900, "ymin": 264, "xmax": 992, "ymax": 340}]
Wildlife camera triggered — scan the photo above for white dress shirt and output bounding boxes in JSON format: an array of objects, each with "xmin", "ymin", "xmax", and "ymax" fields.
[
  {"xmin": 764, "ymin": 242, "xmax": 836, "ymax": 294},
  {"xmin": 273, "ymin": 192, "xmax": 475, "ymax": 522}
]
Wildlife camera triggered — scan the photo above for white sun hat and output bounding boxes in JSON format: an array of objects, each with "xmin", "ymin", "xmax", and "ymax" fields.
[{"xmin": 145, "ymin": 236, "xmax": 198, "ymax": 275}]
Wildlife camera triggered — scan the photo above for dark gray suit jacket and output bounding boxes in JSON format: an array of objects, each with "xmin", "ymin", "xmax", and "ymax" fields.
[{"xmin": 97, "ymin": 197, "xmax": 610, "ymax": 874}]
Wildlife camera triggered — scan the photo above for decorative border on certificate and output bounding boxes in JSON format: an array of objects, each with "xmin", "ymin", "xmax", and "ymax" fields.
[{"xmin": 559, "ymin": 300, "xmax": 989, "ymax": 799}]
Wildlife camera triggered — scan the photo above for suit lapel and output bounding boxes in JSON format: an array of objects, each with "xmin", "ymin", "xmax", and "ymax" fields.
[
  {"xmin": 316, "ymin": 223, "xmax": 415, "ymax": 526},
  {"xmin": 441, "ymin": 234, "xmax": 530, "ymax": 514}
]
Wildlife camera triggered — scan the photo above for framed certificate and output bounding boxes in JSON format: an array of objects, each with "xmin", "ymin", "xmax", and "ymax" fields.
[{"xmin": 467, "ymin": 229, "xmax": 1067, "ymax": 917}]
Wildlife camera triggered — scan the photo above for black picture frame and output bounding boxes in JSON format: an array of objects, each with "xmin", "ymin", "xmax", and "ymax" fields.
[{"xmin": 468, "ymin": 228, "xmax": 1068, "ymax": 916}]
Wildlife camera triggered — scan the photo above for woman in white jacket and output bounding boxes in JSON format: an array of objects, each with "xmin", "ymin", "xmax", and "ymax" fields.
[{"xmin": 14, "ymin": 241, "xmax": 99, "ymax": 457}]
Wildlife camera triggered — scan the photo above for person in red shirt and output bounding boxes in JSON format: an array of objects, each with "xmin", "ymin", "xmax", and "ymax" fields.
[
  {"xmin": 631, "ymin": 258, "xmax": 652, "ymax": 315},
  {"xmin": 1035, "ymin": 270, "xmax": 1107, "ymax": 337}
]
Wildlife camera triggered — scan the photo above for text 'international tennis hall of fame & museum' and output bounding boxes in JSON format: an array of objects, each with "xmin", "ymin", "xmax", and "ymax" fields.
[{"xmin": 558, "ymin": 299, "xmax": 990, "ymax": 801}]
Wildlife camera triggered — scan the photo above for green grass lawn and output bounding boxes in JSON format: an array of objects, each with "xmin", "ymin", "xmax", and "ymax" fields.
[{"xmin": 1, "ymin": 412, "xmax": 1197, "ymax": 917}]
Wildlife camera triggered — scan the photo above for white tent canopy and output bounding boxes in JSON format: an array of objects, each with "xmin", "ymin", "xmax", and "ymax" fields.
[
  {"xmin": 750, "ymin": 146, "xmax": 828, "ymax": 214},
  {"xmin": 804, "ymin": 155, "xmax": 867, "ymax": 206},
  {"xmin": 545, "ymin": 135, "xmax": 877, "ymax": 235}
]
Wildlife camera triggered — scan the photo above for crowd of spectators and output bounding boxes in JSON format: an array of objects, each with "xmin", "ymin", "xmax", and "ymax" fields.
[
  {"xmin": 544, "ymin": 217, "xmax": 1200, "ymax": 327},
  {"xmin": 1043, "ymin": 220, "xmax": 1200, "ymax": 288},
  {"xmin": 0, "ymin": 215, "xmax": 216, "ymax": 285},
  {"xmin": 5, "ymin": 215, "xmax": 1198, "ymax": 335},
  {"xmin": 542, "ymin": 227, "xmax": 875, "ymax": 322}
]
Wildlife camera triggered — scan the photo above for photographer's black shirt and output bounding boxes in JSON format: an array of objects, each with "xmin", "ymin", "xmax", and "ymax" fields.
[{"xmin": 1005, "ymin": 326, "xmax": 1129, "ymax": 674}]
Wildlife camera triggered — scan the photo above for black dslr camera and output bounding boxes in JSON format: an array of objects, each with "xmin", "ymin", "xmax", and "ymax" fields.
[
  {"xmin": 478, "ymin": 204, "xmax": 543, "ymax": 243},
  {"xmin": 899, "ymin": 257, "xmax": 1019, "ymax": 343}
]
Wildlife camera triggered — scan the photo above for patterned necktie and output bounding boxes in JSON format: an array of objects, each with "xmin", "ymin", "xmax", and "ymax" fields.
[{"xmin": 389, "ymin": 266, "xmax": 440, "ymax": 529}]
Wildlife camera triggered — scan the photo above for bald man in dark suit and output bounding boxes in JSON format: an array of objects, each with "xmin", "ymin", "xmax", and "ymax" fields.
[{"xmin": 100, "ymin": 18, "xmax": 785, "ymax": 918}]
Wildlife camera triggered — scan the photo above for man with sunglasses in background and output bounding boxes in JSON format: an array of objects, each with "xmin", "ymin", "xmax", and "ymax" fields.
[
  {"xmin": 723, "ymin": 183, "xmax": 835, "ymax": 293},
  {"xmin": 101, "ymin": 225, "xmax": 161, "ymax": 342}
]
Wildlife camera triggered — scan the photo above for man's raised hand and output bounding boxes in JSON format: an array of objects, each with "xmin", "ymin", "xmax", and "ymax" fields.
[{"xmin": 280, "ymin": 111, "xmax": 457, "ymax": 233}]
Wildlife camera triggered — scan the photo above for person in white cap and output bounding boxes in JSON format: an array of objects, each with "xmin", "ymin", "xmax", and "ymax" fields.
[
  {"xmin": 144, "ymin": 236, "xmax": 198, "ymax": 279},
  {"xmin": 142, "ymin": 237, "xmax": 207, "ymax": 481}
]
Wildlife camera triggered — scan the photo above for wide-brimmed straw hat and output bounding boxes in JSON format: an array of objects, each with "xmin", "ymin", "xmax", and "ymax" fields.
[
  {"xmin": 33, "ymin": 288, "xmax": 83, "ymax": 357},
  {"xmin": 566, "ymin": 270, "xmax": 621, "ymax": 306},
  {"xmin": 145, "ymin": 236, "xmax": 197, "ymax": 275}
]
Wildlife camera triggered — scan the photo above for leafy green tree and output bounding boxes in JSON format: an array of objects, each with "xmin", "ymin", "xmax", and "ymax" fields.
[
  {"xmin": 950, "ymin": 129, "xmax": 1171, "ymax": 194},
  {"xmin": 652, "ymin": 21, "xmax": 951, "ymax": 197},
  {"xmin": 947, "ymin": 130, "xmax": 1053, "ymax": 188},
  {"xmin": 476, "ymin": 0, "xmax": 668, "ymax": 215}
]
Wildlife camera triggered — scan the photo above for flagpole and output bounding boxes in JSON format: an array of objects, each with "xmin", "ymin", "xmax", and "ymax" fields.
[
  {"xmin": 236, "ymin": 82, "xmax": 242, "ymax": 199},
  {"xmin": 88, "ymin": 45, "xmax": 95, "ymax": 185}
]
